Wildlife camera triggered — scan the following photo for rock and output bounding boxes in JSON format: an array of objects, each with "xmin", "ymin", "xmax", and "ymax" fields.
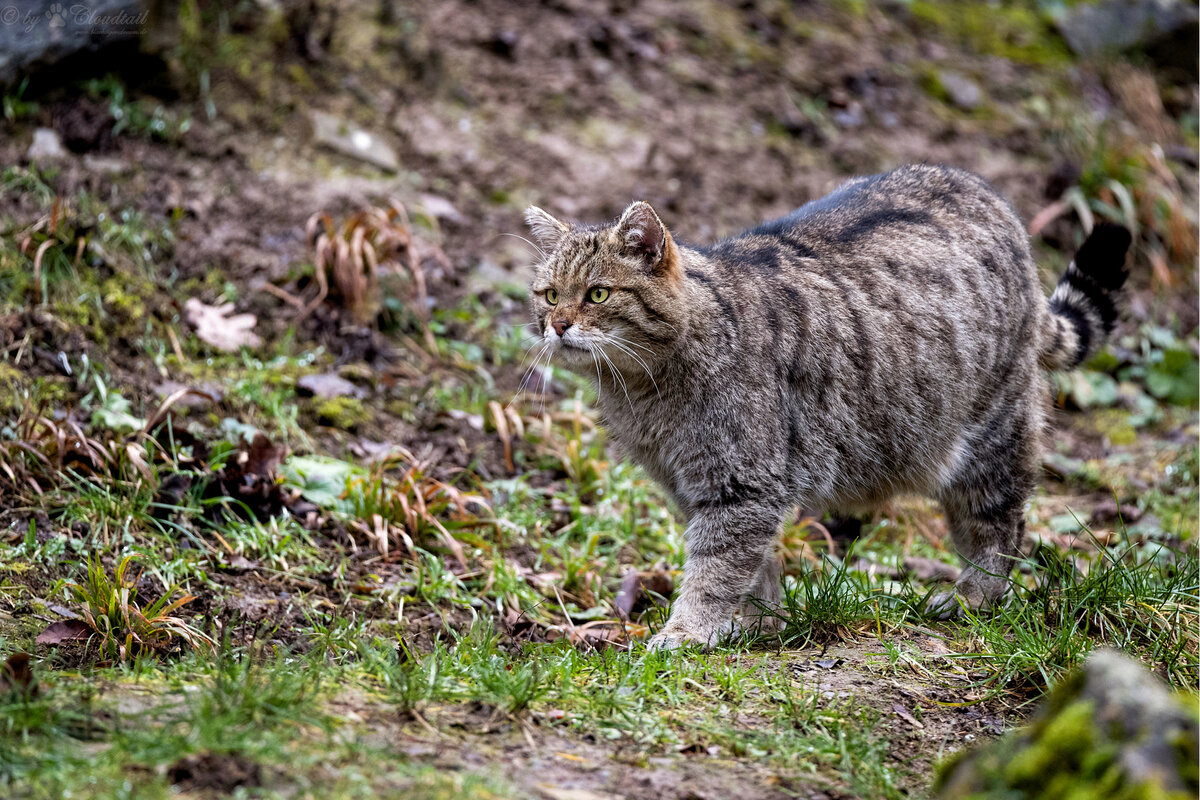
[
  {"xmin": 310, "ymin": 110, "xmax": 399, "ymax": 172},
  {"xmin": 155, "ymin": 381, "xmax": 224, "ymax": 408},
  {"xmin": 296, "ymin": 372, "xmax": 365, "ymax": 400},
  {"xmin": 470, "ymin": 256, "xmax": 530, "ymax": 299},
  {"xmin": 936, "ymin": 69, "xmax": 983, "ymax": 111},
  {"xmin": 26, "ymin": 128, "xmax": 66, "ymax": 162},
  {"xmin": 1090, "ymin": 499, "xmax": 1143, "ymax": 526},
  {"xmin": 0, "ymin": 1, "xmax": 148, "ymax": 90},
  {"xmin": 417, "ymin": 193, "xmax": 463, "ymax": 223},
  {"xmin": 1054, "ymin": 0, "xmax": 1199, "ymax": 75},
  {"xmin": 936, "ymin": 648, "xmax": 1199, "ymax": 798},
  {"xmin": 82, "ymin": 154, "xmax": 130, "ymax": 174}
]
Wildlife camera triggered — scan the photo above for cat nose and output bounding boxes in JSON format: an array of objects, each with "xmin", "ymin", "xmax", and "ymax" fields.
[{"xmin": 552, "ymin": 318, "xmax": 572, "ymax": 337}]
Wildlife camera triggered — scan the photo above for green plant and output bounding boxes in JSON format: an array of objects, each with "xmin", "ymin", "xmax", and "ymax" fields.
[
  {"xmin": 2, "ymin": 79, "xmax": 38, "ymax": 122},
  {"xmin": 65, "ymin": 554, "xmax": 214, "ymax": 661}
]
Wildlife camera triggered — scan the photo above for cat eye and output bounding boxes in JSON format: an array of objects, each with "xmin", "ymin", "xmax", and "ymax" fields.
[
  {"xmin": 587, "ymin": 287, "xmax": 610, "ymax": 303},
  {"xmin": 545, "ymin": 288, "xmax": 559, "ymax": 305}
]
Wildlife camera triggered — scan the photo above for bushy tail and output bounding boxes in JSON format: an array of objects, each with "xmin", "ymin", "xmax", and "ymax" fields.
[{"xmin": 1039, "ymin": 223, "xmax": 1132, "ymax": 371}]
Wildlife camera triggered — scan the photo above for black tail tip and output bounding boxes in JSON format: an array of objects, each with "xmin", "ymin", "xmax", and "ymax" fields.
[{"xmin": 1074, "ymin": 223, "xmax": 1132, "ymax": 290}]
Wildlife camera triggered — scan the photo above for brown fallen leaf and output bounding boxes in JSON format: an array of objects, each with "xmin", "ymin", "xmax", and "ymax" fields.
[
  {"xmin": 892, "ymin": 702, "xmax": 924, "ymax": 729},
  {"xmin": 1090, "ymin": 499, "xmax": 1143, "ymax": 526},
  {"xmin": 902, "ymin": 557, "xmax": 961, "ymax": 582},
  {"xmin": 0, "ymin": 652, "xmax": 38, "ymax": 697},
  {"xmin": 184, "ymin": 298, "xmax": 262, "ymax": 352},
  {"xmin": 614, "ymin": 568, "xmax": 674, "ymax": 620},
  {"xmin": 239, "ymin": 433, "xmax": 288, "ymax": 479},
  {"xmin": 35, "ymin": 619, "xmax": 91, "ymax": 645}
]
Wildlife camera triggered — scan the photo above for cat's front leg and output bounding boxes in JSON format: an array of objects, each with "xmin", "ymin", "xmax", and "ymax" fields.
[{"xmin": 647, "ymin": 503, "xmax": 784, "ymax": 651}]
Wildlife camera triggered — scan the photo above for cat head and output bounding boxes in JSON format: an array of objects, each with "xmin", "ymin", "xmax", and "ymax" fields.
[{"xmin": 525, "ymin": 201, "xmax": 686, "ymax": 376}]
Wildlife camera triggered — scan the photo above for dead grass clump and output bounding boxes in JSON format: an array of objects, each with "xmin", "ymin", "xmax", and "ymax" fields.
[{"xmin": 302, "ymin": 201, "xmax": 448, "ymax": 349}]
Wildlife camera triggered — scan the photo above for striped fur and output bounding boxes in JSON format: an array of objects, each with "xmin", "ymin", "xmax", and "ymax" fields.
[
  {"xmin": 1041, "ymin": 223, "xmax": 1132, "ymax": 370},
  {"xmin": 525, "ymin": 164, "xmax": 1130, "ymax": 650}
]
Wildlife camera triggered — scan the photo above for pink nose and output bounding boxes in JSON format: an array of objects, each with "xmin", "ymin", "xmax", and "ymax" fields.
[{"xmin": 552, "ymin": 319, "xmax": 572, "ymax": 337}]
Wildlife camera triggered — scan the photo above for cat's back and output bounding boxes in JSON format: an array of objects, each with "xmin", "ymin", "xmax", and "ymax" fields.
[
  {"xmin": 759, "ymin": 163, "xmax": 1022, "ymax": 250},
  {"xmin": 697, "ymin": 163, "xmax": 1043, "ymax": 358},
  {"xmin": 705, "ymin": 164, "xmax": 1034, "ymax": 293}
]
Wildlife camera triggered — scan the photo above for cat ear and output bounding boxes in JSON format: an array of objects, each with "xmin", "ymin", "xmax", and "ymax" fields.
[
  {"xmin": 525, "ymin": 206, "xmax": 569, "ymax": 251},
  {"xmin": 616, "ymin": 201, "xmax": 675, "ymax": 273}
]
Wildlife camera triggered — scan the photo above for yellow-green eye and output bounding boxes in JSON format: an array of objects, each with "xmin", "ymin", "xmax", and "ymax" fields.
[
  {"xmin": 588, "ymin": 287, "xmax": 610, "ymax": 303},
  {"xmin": 545, "ymin": 288, "xmax": 559, "ymax": 305}
]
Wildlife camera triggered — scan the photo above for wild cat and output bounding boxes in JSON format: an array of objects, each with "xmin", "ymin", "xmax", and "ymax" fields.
[{"xmin": 523, "ymin": 164, "xmax": 1130, "ymax": 650}]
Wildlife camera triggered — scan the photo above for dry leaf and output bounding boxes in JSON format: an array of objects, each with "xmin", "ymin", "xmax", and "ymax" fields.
[
  {"xmin": 613, "ymin": 568, "xmax": 673, "ymax": 620},
  {"xmin": 35, "ymin": 619, "xmax": 91, "ymax": 645},
  {"xmin": 0, "ymin": 652, "xmax": 38, "ymax": 697},
  {"xmin": 892, "ymin": 702, "xmax": 924, "ymax": 729},
  {"xmin": 184, "ymin": 298, "xmax": 262, "ymax": 352},
  {"xmin": 902, "ymin": 557, "xmax": 961, "ymax": 582}
]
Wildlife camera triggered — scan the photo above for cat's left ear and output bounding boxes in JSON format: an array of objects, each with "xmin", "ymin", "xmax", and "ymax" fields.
[{"xmin": 616, "ymin": 201, "xmax": 678, "ymax": 275}]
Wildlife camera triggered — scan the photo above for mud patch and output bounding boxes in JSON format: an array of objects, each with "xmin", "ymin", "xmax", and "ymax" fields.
[{"xmin": 167, "ymin": 751, "xmax": 264, "ymax": 793}]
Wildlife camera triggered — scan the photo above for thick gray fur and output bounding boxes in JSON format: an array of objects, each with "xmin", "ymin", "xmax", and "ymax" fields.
[{"xmin": 524, "ymin": 164, "xmax": 1130, "ymax": 650}]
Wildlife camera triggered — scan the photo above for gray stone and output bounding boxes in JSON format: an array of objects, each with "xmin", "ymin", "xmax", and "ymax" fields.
[
  {"xmin": 1054, "ymin": 0, "xmax": 1199, "ymax": 60},
  {"xmin": 0, "ymin": 1, "xmax": 148, "ymax": 90},
  {"xmin": 310, "ymin": 110, "xmax": 399, "ymax": 172},
  {"xmin": 936, "ymin": 70, "xmax": 984, "ymax": 111},
  {"xmin": 27, "ymin": 128, "xmax": 66, "ymax": 162},
  {"xmin": 296, "ymin": 372, "xmax": 365, "ymax": 400}
]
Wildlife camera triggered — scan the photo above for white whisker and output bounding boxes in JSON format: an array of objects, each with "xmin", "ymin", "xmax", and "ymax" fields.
[
  {"xmin": 507, "ymin": 340, "xmax": 550, "ymax": 412},
  {"xmin": 496, "ymin": 232, "xmax": 546, "ymax": 258},
  {"xmin": 590, "ymin": 350, "xmax": 602, "ymax": 397},
  {"xmin": 597, "ymin": 349, "xmax": 634, "ymax": 412},
  {"xmin": 608, "ymin": 332, "xmax": 657, "ymax": 355},
  {"xmin": 605, "ymin": 337, "xmax": 661, "ymax": 399},
  {"xmin": 538, "ymin": 347, "xmax": 555, "ymax": 416}
]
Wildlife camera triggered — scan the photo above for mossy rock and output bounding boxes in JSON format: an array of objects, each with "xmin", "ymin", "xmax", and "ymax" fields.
[
  {"xmin": 937, "ymin": 649, "xmax": 1199, "ymax": 799},
  {"xmin": 313, "ymin": 396, "xmax": 371, "ymax": 430}
]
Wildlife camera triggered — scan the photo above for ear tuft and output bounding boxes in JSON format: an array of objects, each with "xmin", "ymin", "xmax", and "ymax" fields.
[
  {"xmin": 616, "ymin": 201, "xmax": 672, "ymax": 271},
  {"xmin": 525, "ymin": 206, "xmax": 569, "ymax": 251}
]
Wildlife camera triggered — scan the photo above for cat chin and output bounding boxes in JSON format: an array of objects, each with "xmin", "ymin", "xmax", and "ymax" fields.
[{"xmin": 549, "ymin": 343, "xmax": 599, "ymax": 371}]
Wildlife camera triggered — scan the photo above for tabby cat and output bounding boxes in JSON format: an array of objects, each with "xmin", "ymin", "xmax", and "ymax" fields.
[{"xmin": 524, "ymin": 164, "xmax": 1130, "ymax": 650}]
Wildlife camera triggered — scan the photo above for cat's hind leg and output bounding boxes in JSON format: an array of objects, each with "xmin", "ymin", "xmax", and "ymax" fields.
[
  {"xmin": 737, "ymin": 548, "xmax": 785, "ymax": 636},
  {"xmin": 927, "ymin": 408, "xmax": 1037, "ymax": 618}
]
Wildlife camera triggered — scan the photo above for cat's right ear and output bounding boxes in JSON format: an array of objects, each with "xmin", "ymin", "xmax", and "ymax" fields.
[{"xmin": 525, "ymin": 206, "xmax": 569, "ymax": 252}]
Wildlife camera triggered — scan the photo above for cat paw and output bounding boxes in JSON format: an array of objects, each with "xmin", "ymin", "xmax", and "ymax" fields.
[
  {"xmin": 645, "ymin": 630, "xmax": 696, "ymax": 652},
  {"xmin": 645, "ymin": 623, "xmax": 728, "ymax": 652},
  {"xmin": 924, "ymin": 590, "xmax": 963, "ymax": 620}
]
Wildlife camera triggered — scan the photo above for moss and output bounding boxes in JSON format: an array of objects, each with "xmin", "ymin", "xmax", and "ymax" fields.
[
  {"xmin": 101, "ymin": 277, "xmax": 149, "ymax": 322},
  {"xmin": 1004, "ymin": 700, "xmax": 1097, "ymax": 786},
  {"xmin": 938, "ymin": 656, "xmax": 1199, "ymax": 799},
  {"xmin": 908, "ymin": 1, "xmax": 1069, "ymax": 66},
  {"xmin": 1090, "ymin": 409, "xmax": 1138, "ymax": 447},
  {"xmin": 313, "ymin": 396, "xmax": 370, "ymax": 430}
]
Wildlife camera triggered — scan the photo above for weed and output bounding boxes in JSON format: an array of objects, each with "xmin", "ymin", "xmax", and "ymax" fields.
[
  {"xmin": 1, "ymin": 79, "xmax": 38, "ymax": 122},
  {"xmin": 83, "ymin": 75, "xmax": 192, "ymax": 142},
  {"xmin": 65, "ymin": 554, "xmax": 214, "ymax": 661}
]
